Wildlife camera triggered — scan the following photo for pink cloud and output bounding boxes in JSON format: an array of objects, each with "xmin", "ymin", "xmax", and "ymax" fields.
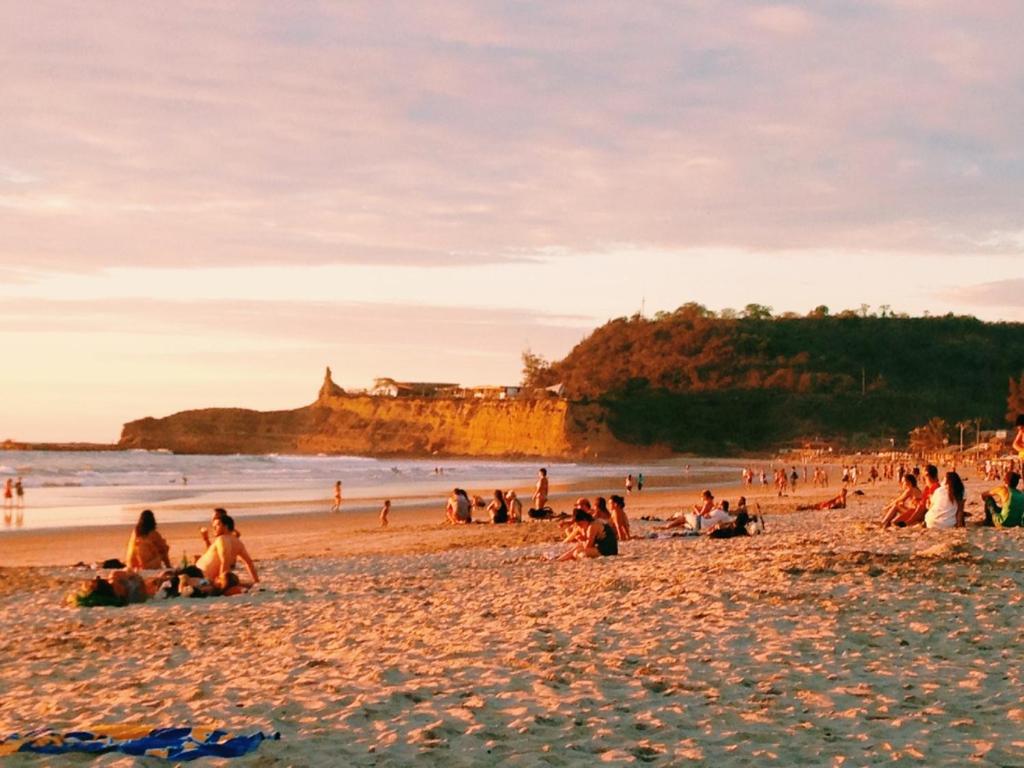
[{"xmin": 1, "ymin": 0, "xmax": 1022, "ymax": 276}]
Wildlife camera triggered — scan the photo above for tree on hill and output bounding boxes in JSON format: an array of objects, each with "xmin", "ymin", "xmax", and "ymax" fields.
[
  {"xmin": 521, "ymin": 349, "xmax": 554, "ymax": 388},
  {"xmin": 909, "ymin": 418, "xmax": 949, "ymax": 453},
  {"xmin": 537, "ymin": 305, "xmax": 1024, "ymax": 453}
]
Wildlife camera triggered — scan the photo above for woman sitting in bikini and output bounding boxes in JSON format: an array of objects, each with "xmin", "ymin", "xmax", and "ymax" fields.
[
  {"xmin": 556, "ymin": 509, "xmax": 618, "ymax": 560},
  {"xmin": 879, "ymin": 474, "xmax": 922, "ymax": 529}
]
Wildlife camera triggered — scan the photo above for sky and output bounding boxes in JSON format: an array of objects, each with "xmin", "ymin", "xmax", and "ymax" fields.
[{"xmin": 2, "ymin": 1, "xmax": 1023, "ymax": 442}]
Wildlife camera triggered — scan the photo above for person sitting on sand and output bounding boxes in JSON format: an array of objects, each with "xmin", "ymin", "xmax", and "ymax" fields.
[
  {"xmin": 880, "ymin": 473, "xmax": 923, "ymax": 529},
  {"xmin": 890, "ymin": 464, "xmax": 940, "ymax": 528},
  {"xmin": 981, "ymin": 471, "xmax": 1024, "ymax": 527},
  {"xmin": 593, "ymin": 496, "xmax": 611, "ymax": 522},
  {"xmin": 195, "ymin": 511, "xmax": 259, "ymax": 591},
  {"xmin": 201, "ymin": 507, "xmax": 242, "ymax": 547},
  {"xmin": 688, "ymin": 490, "xmax": 732, "ymax": 530},
  {"xmin": 707, "ymin": 504, "xmax": 752, "ymax": 539},
  {"xmin": 924, "ymin": 471, "xmax": 966, "ymax": 529},
  {"xmin": 609, "ymin": 494, "xmax": 631, "ymax": 541},
  {"xmin": 556, "ymin": 508, "xmax": 618, "ymax": 560},
  {"xmin": 487, "ymin": 489, "xmax": 509, "ymax": 524},
  {"xmin": 658, "ymin": 496, "xmax": 729, "ymax": 532},
  {"xmin": 505, "ymin": 490, "xmax": 522, "ymax": 523},
  {"xmin": 125, "ymin": 509, "xmax": 172, "ymax": 571},
  {"xmin": 446, "ymin": 488, "xmax": 472, "ymax": 524},
  {"xmin": 796, "ymin": 487, "xmax": 848, "ymax": 511}
]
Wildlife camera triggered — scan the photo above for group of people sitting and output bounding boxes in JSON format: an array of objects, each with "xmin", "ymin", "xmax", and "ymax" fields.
[
  {"xmin": 654, "ymin": 490, "xmax": 762, "ymax": 538},
  {"xmin": 876, "ymin": 464, "xmax": 1024, "ymax": 530},
  {"xmin": 71, "ymin": 508, "xmax": 259, "ymax": 607},
  {"xmin": 877, "ymin": 465, "xmax": 968, "ymax": 529},
  {"xmin": 444, "ymin": 488, "xmax": 525, "ymax": 524}
]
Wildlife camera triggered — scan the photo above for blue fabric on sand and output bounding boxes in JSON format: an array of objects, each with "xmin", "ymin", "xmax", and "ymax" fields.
[{"xmin": 0, "ymin": 726, "xmax": 279, "ymax": 760}]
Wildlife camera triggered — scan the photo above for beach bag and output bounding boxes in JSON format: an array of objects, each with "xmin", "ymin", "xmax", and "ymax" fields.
[{"xmin": 528, "ymin": 506, "xmax": 554, "ymax": 519}]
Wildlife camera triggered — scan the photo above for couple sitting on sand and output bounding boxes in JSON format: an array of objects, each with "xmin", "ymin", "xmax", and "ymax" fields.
[
  {"xmin": 879, "ymin": 465, "xmax": 967, "ymax": 529},
  {"xmin": 71, "ymin": 508, "xmax": 259, "ymax": 607},
  {"xmin": 557, "ymin": 496, "xmax": 624, "ymax": 559},
  {"xmin": 556, "ymin": 495, "xmax": 632, "ymax": 560},
  {"xmin": 657, "ymin": 490, "xmax": 761, "ymax": 538}
]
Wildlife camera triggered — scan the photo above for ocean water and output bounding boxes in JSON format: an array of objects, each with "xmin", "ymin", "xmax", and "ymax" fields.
[{"xmin": 0, "ymin": 450, "xmax": 741, "ymax": 532}]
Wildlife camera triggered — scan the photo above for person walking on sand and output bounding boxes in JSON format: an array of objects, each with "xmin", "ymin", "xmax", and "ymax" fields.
[
  {"xmin": 533, "ymin": 468, "xmax": 549, "ymax": 510},
  {"xmin": 379, "ymin": 499, "xmax": 391, "ymax": 528},
  {"xmin": 331, "ymin": 480, "xmax": 343, "ymax": 513}
]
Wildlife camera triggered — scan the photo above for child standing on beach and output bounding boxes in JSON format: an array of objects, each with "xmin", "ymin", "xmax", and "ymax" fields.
[
  {"xmin": 379, "ymin": 499, "xmax": 390, "ymax": 528},
  {"xmin": 331, "ymin": 481, "xmax": 343, "ymax": 513}
]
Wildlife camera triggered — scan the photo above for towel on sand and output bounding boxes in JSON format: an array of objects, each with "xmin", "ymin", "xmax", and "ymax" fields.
[{"xmin": 0, "ymin": 725, "xmax": 279, "ymax": 760}]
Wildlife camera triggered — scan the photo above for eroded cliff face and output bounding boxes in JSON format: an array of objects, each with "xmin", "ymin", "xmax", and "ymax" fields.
[{"xmin": 118, "ymin": 391, "xmax": 630, "ymax": 458}]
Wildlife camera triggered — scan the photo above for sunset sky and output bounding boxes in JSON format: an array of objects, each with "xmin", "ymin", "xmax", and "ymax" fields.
[{"xmin": 2, "ymin": 2, "xmax": 1023, "ymax": 442}]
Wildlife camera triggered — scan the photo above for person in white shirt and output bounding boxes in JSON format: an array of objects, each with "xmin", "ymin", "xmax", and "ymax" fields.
[{"xmin": 924, "ymin": 471, "xmax": 965, "ymax": 529}]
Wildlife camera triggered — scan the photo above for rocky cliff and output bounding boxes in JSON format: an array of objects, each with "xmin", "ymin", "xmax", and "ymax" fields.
[{"xmin": 118, "ymin": 370, "xmax": 632, "ymax": 458}]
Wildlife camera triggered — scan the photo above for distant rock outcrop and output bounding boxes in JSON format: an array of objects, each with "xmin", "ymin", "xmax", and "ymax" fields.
[
  {"xmin": 318, "ymin": 367, "xmax": 345, "ymax": 400},
  {"xmin": 118, "ymin": 370, "xmax": 638, "ymax": 458}
]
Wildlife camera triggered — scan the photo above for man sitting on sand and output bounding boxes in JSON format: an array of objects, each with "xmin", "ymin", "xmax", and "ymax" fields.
[
  {"xmin": 796, "ymin": 487, "xmax": 848, "ymax": 511},
  {"xmin": 195, "ymin": 511, "xmax": 259, "ymax": 592},
  {"xmin": 982, "ymin": 471, "xmax": 1024, "ymax": 527}
]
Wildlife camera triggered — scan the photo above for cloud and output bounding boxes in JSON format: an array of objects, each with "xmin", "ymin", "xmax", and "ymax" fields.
[
  {"xmin": 1, "ymin": 0, "xmax": 1023, "ymax": 275},
  {"xmin": 0, "ymin": 296, "xmax": 590, "ymax": 354},
  {"xmin": 954, "ymin": 279, "xmax": 1024, "ymax": 308}
]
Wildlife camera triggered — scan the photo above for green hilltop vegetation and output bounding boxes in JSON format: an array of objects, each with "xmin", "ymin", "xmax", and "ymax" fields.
[{"xmin": 524, "ymin": 303, "xmax": 1024, "ymax": 455}]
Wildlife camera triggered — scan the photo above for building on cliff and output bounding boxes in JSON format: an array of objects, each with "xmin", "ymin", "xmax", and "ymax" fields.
[{"xmin": 370, "ymin": 378, "xmax": 460, "ymax": 398}]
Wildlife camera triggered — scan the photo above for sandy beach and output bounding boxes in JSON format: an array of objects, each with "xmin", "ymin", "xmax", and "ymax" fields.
[{"xmin": 3, "ymin": 474, "xmax": 1024, "ymax": 765}]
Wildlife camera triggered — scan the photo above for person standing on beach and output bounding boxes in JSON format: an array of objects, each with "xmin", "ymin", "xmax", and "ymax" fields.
[
  {"xmin": 533, "ymin": 468, "xmax": 549, "ymax": 509},
  {"xmin": 331, "ymin": 481, "xmax": 343, "ymax": 513},
  {"xmin": 2, "ymin": 478, "xmax": 12, "ymax": 512},
  {"xmin": 379, "ymin": 499, "xmax": 390, "ymax": 528},
  {"xmin": 14, "ymin": 477, "xmax": 24, "ymax": 508},
  {"xmin": 1013, "ymin": 415, "xmax": 1024, "ymax": 460},
  {"xmin": 625, "ymin": 474, "xmax": 634, "ymax": 493},
  {"xmin": 637, "ymin": 472, "xmax": 644, "ymax": 492}
]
